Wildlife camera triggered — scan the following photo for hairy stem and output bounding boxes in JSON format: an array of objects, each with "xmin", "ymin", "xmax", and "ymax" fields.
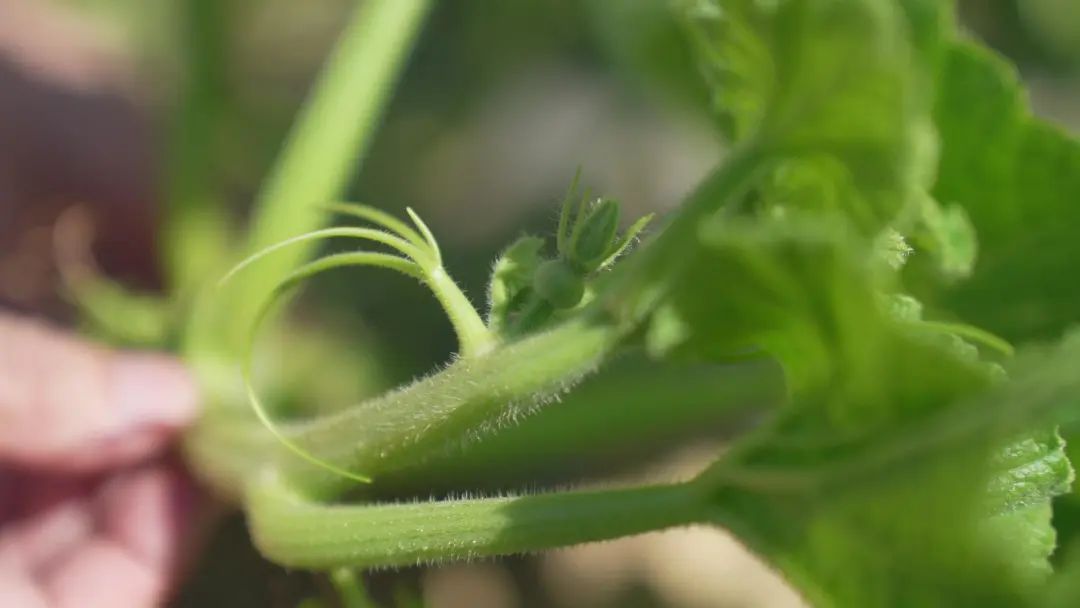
[
  {"xmin": 377, "ymin": 358, "xmax": 782, "ymax": 494},
  {"xmin": 424, "ymin": 267, "xmax": 495, "ymax": 357},
  {"xmin": 280, "ymin": 315, "xmax": 621, "ymax": 498},
  {"xmin": 249, "ymin": 473, "xmax": 705, "ymax": 569}
]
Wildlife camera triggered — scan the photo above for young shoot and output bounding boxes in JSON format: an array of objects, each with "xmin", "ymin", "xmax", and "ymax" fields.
[
  {"xmin": 220, "ymin": 204, "xmax": 494, "ymax": 484},
  {"xmin": 492, "ymin": 176, "xmax": 654, "ymax": 337}
]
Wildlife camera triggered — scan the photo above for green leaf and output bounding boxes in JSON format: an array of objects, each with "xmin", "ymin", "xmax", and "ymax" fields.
[
  {"xmin": 656, "ymin": 216, "xmax": 903, "ymax": 406},
  {"xmin": 988, "ymin": 429, "xmax": 1073, "ymax": 515},
  {"xmin": 659, "ymin": 213, "xmax": 1077, "ymax": 604},
  {"xmin": 585, "ymin": 0, "xmax": 713, "ymax": 113},
  {"xmin": 704, "ymin": 334, "xmax": 1079, "ymax": 606},
  {"xmin": 911, "ymin": 194, "xmax": 978, "ymax": 279},
  {"xmin": 981, "ymin": 503, "xmax": 1058, "ymax": 587},
  {"xmin": 1044, "ymin": 536, "xmax": 1080, "ymax": 607},
  {"xmin": 680, "ymin": 0, "xmax": 936, "ymax": 234},
  {"xmin": 926, "ymin": 44, "xmax": 1080, "ymax": 578},
  {"xmin": 930, "ymin": 41, "xmax": 1080, "ymax": 342},
  {"xmin": 981, "ymin": 428, "xmax": 1074, "ymax": 587}
]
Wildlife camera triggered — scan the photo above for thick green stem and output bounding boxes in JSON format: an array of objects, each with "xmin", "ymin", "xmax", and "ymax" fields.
[
  {"xmin": 375, "ymin": 358, "xmax": 782, "ymax": 493},
  {"xmin": 164, "ymin": 0, "xmax": 231, "ymax": 295},
  {"xmin": 280, "ymin": 315, "xmax": 622, "ymax": 498},
  {"xmin": 248, "ymin": 473, "xmax": 705, "ymax": 569},
  {"xmin": 216, "ymin": 0, "xmax": 432, "ymax": 354}
]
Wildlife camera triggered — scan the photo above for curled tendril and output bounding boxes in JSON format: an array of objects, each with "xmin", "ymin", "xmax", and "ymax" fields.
[
  {"xmin": 319, "ymin": 202, "xmax": 429, "ymax": 250},
  {"xmin": 221, "ymin": 203, "xmax": 489, "ymax": 484},
  {"xmin": 219, "ymin": 227, "xmax": 434, "ymax": 288}
]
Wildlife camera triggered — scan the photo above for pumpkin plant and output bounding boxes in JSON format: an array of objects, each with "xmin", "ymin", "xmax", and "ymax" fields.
[{"xmin": 72, "ymin": 0, "xmax": 1080, "ymax": 605}]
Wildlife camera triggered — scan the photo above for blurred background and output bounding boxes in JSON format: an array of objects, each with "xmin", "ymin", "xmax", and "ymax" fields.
[{"xmin": 1, "ymin": 0, "xmax": 1077, "ymax": 606}]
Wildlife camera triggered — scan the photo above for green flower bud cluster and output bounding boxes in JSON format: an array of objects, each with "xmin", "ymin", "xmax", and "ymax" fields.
[
  {"xmin": 486, "ymin": 174, "xmax": 654, "ymax": 337},
  {"xmin": 529, "ymin": 177, "xmax": 654, "ymax": 313}
]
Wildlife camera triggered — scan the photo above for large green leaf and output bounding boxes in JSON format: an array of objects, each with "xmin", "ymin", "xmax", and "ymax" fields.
[
  {"xmin": 926, "ymin": 42, "xmax": 1080, "ymax": 585},
  {"xmin": 665, "ymin": 218, "xmax": 1077, "ymax": 605},
  {"xmin": 981, "ymin": 428, "xmax": 1075, "ymax": 587},
  {"xmin": 585, "ymin": 0, "xmax": 712, "ymax": 113},
  {"xmin": 930, "ymin": 42, "xmax": 1080, "ymax": 342},
  {"xmin": 680, "ymin": 0, "xmax": 936, "ymax": 234},
  {"xmin": 663, "ymin": 2, "xmax": 1075, "ymax": 604}
]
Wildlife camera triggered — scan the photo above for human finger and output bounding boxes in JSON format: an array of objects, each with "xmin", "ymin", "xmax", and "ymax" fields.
[{"xmin": 0, "ymin": 313, "xmax": 197, "ymax": 471}]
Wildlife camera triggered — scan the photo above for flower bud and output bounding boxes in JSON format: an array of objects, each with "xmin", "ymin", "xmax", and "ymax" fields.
[
  {"xmin": 568, "ymin": 199, "xmax": 620, "ymax": 272},
  {"xmin": 533, "ymin": 259, "xmax": 585, "ymax": 309}
]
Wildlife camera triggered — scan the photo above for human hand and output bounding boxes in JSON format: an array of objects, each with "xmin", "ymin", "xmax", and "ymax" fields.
[{"xmin": 0, "ymin": 313, "xmax": 199, "ymax": 607}]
